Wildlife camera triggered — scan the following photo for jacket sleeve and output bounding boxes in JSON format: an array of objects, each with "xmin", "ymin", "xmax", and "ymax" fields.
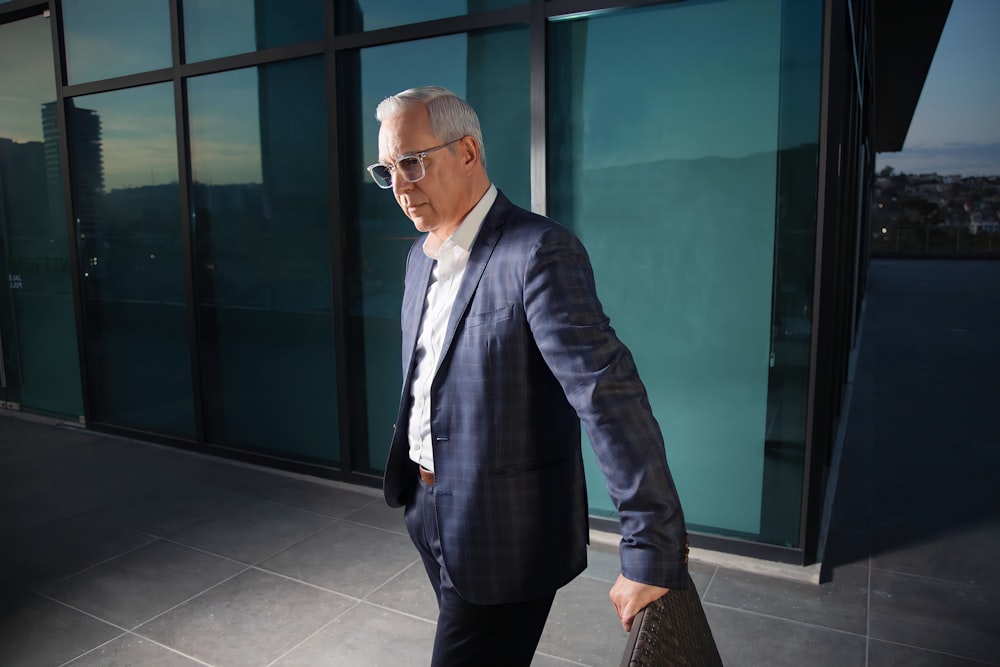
[{"xmin": 521, "ymin": 223, "xmax": 689, "ymax": 589}]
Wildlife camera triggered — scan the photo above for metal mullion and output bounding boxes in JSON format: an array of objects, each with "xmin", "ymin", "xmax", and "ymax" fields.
[
  {"xmin": 178, "ymin": 41, "xmax": 325, "ymax": 79},
  {"xmin": 0, "ymin": 0, "xmax": 47, "ymax": 23},
  {"xmin": 333, "ymin": 7, "xmax": 529, "ymax": 50},
  {"xmin": 529, "ymin": 0, "xmax": 547, "ymax": 215},
  {"xmin": 545, "ymin": 0, "xmax": 682, "ymax": 21},
  {"xmin": 800, "ymin": 0, "xmax": 843, "ymax": 564},
  {"xmin": 63, "ymin": 69, "xmax": 173, "ymax": 98},
  {"xmin": 170, "ymin": 0, "xmax": 205, "ymax": 445},
  {"xmin": 325, "ymin": 0, "xmax": 354, "ymax": 475}
]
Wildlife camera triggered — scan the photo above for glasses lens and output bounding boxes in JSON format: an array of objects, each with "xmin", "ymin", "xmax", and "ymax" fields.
[
  {"xmin": 369, "ymin": 164, "xmax": 392, "ymax": 188},
  {"xmin": 397, "ymin": 157, "xmax": 424, "ymax": 183}
]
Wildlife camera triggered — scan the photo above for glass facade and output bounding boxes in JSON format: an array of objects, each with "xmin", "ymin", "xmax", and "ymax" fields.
[
  {"xmin": 69, "ymin": 84, "xmax": 196, "ymax": 437},
  {"xmin": 337, "ymin": 0, "xmax": 526, "ymax": 33},
  {"xmin": 62, "ymin": 0, "xmax": 172, "ymax": 84},
  {"xmin": 183, "ymin": 0, "xmax": 324, "ymax": 63},
  {"xmin": 188, "ymin": 58, "xmax": 339, "ymax": 462},
  {"xmin": 549, "ymin": 0, "xmax": 784, "ymax": 539},
  {"xmin": 0, "ymin": 0, "xmax": 841, "ymax": 560},
  {"xmin": 0, "ymin": 14, "xmax": 83, "ymax": 418}
]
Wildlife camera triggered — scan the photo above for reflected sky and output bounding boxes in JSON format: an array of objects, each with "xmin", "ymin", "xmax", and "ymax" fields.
[
  {"xmin": 0, "ymin": 15, "xmax": 57, "ymax": 143},
  {"xmin": 73, "ymin": 84, "xmax": 178, "ymax": 190},
  {"xmin": 62, "ymin": 0, "xmax": 171, "ymax": 84},
  {"xmin": 876, "ymin": 0, "xmax": 1000, "ymax": 176},
  {"xmin": 579, "ymin": 0, "xmax": 782, "ymax": 168},
  {"xmin": 188, "ymin": 68, "xmax": 263, "ymax": 186},
  {"xmin": 353, "ymin": 0, "xmax": 522, "ymax": 32}
]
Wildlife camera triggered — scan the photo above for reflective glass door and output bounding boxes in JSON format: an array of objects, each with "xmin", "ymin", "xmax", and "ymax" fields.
[{"xmin": 0, "ymin": 13, "xmax": 84, "ymax": 418}]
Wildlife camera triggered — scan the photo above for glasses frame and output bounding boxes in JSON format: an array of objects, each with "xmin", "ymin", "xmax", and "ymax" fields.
[{"xmin": 366, "ymin": 137, "xmax": 463, "ymax": 189}]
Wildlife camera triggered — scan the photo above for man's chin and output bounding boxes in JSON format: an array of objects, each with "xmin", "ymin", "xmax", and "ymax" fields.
[{"xmin": 410, "ymin": 217, "xmax": 432, "ymax": 233}]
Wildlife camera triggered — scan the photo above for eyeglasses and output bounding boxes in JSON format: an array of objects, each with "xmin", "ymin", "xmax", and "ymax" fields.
[{"xmin": 366, "ymin": 137, "xmax": 463, "ymax": 189}]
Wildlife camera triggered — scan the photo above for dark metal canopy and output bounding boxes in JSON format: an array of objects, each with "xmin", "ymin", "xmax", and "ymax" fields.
[{"xmin": 873, "ymin": 0, "xmax": 953, "ymax": 152}]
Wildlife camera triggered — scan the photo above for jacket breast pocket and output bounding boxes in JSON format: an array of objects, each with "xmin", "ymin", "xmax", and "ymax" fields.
[{"xmin": 465, "ymin": 303, "xmax": 514, "ymax": 329}]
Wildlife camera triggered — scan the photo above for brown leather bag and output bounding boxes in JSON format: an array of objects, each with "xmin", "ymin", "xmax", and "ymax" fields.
[{"xmin": 619, "ymin": 572, "xmax": 723, "ymax": 667}]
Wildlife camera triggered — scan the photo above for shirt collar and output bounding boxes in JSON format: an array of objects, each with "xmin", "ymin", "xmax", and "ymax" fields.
[{"xmin": 423, "ymin": 183, "xmax": 497, "ymax": 260}]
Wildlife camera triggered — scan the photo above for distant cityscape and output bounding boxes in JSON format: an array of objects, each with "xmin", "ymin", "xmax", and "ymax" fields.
[{"xmin": 872, "ymin": 169, "xmax": 1000, "ymax": 255}]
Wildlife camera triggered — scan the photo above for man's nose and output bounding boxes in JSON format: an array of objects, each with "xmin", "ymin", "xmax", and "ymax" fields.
[{"xmin": 392, "ymin": 172, "xmax": 414, "ymax": 196}]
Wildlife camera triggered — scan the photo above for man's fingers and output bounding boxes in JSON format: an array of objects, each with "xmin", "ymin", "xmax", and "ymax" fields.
[
  {"xmin": 620, "ymin": 607, "xmax": 636, "ymax": 632},
  {"xmin": 610, "ymin": 574, "xmax": 671, "ymax": 633}
]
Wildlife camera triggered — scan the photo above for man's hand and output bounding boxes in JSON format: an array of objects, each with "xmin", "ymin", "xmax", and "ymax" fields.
[{"xmin": 609, "ymin": 574, "xmax": 670, "ymax": 632}]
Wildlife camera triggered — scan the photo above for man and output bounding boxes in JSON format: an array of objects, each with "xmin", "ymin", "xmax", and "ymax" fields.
[{"xmin": 372, "ymin": 86, "xmax": 688, "ymax": 666}]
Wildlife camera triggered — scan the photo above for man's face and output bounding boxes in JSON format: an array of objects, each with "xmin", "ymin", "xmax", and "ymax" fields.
[{"xmin": 378, "ymin": 104, "xmax": 467, "ymax": 238}]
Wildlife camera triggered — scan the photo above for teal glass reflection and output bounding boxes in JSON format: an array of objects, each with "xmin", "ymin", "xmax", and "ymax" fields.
[
  {"xmin": 549, "ymin": 0, "xmax": 809, "ymax": 545},
  {"xmin": 0, "ymin": 15, "xmax": 83, "ymax": 418},
  {"xmin": 62, "ymin": 0, "xmax": 171, "ymax": 84},
  {"xmin": 344, "ymin": 28, "xmax": 530, "ymax": 473},
  {"xmin": 69, "ymin": 84, "xmax": 195, "ymax": 437},
  {"xmin": 183, "ymin": 0, "xmax": 323, "ymax": 63},
  {"xmin": 761, "ymin": 0, "xmax": 823, "ymax": 545},
  {"xmin": 187, "ymin": 58, "xmax": 338, "ymax": 464},
  {"xmin": 338, "ymin": 0, "xmax": 525, "ymax": 34}
]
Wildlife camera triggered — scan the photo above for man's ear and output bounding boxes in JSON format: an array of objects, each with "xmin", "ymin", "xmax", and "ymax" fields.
[{"xmin": 460, "ymin": 135, "xmax": 480, "ymax": 168}]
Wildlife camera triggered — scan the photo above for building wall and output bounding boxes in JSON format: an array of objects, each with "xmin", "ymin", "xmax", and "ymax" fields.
[{"xmin": 0, "ymin": 0, "xmax": 871, "ymax": 564}]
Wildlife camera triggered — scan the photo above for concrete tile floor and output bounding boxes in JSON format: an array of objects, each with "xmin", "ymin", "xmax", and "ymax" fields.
[{"xmin": 1, "ymin": 259, "xmax": 998, "ymax": 666}]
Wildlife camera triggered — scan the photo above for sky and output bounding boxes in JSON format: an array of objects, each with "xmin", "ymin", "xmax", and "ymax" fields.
[{"xmin": 875, "ymin": 0, "xmax": 1000, "ymax": 177}]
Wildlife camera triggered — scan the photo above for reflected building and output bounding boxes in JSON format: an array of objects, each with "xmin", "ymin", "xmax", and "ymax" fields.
[
  {"xmin": 49, "ymin": 101, "xmax": 102, "ymax": 237},
  {"xmin": 0, "ymin": 0, "xmax": 953, "ymax": 567}
]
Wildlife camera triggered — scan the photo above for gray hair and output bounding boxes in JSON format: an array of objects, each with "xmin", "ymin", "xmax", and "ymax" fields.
[{"xmin": 375, "ymin": 86, "xmax": 487, "ymax": 166}]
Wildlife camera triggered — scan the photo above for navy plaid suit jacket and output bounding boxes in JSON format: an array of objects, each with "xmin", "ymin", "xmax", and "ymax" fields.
[{"xmin": 384, "ymin": 191, "xmax": 688, "ymax": 605}]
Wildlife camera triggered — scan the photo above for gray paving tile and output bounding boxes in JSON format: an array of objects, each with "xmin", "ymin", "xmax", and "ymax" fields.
[
  {"xmin": 537, "ymin": 573, "xmax": 630, "ymax": 666},
  {"xmin": 167, "ymin": 498, "xmax": 335, "ymax": 564},
  {"xmin": 257, "ymin": 477, "xmax": 378, "ymax": 518},
  {"xmin": 0, "ymin": 586, "xmax": 123, "ymax": 667},
  {"xmin": 687, "ymin": 561, "xmax": 717, "ymax": 594},
  {"xmin": 3, "ymin": 512, "xmax": 155, "ymax": 588},
  {"xmin": 868, "ymin": 639, "xmax": 996, "ymax": 667},
  {"xmin": 578, "ymin": 544, "xmax": 622, "ymax": 584},
  {"xmin": 96, "ymin": 485, "xmax": 253, "ymax": 538},
  {"xmin": 273, "ymin": 601, "xmax": 434, "ymax": 667},
  {"xmin": 704, "ymin": 604, "xmax": 866, "ymax": 667},
  {"xmin": 63, "ymin": 634, "xmax": 204, "ymax": 666},
  {"xmin": 365, "ymin": 560, "xmax": 439, "ymax": 621},
  {"xmin": 0, "ymin": 432, "xmax": 145, "ymax": 533},
  {"xmin": 42, "ymin": 540, "xmax": 246, "ymax": 629},
  {"xmin": 870, "ymin": 517, "xmax": 1000, "ymax": 589},
  {"xmin": 530, "ymin": 654, "xmax": 588, "ymax": 667},
  {"xmin": 260, "ymin": 520, "xmax": 416, "ymax": 598},
  {"xmin": 138, "ymin": 568, "xmax": 355, "ymax": 667},
  {"xmin": 343, "ymin": 498, "xmax": 408, "ymax": 534},
  {"xmin": 703, "ymin": 562, "xmax": 868, "ymax": 634},
  {"xmin": 869, "ymin": 569, "xmax": 1000, "ymax": 664},
  {"xmin": 186, "ymin": 459, "xmax": 292, "ymax": 497}
]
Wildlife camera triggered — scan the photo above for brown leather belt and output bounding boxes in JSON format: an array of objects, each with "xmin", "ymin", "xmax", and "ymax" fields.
[{"xmin": 419, "ymin": 466, "xmax": 435, "ymax": 487}]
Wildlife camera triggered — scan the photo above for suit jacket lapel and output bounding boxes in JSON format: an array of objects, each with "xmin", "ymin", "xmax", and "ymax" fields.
[
  {"xmin": 401, "ymin": 249, "xmax": 435, "ymax": 377},
  {"xmin": 436, "ymin": 192, "xmax": 510, "ymax": 374}
]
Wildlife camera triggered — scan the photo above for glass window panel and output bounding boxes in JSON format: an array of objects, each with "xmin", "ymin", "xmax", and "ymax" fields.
[
  {"xmin": 760, "ymin": 0, "xmax": 823, "ymax": 545},
  {"xmin": 183, "ymin": 0, "xmax": 323, "ymax": 63},
  {"xmin": 337, "ymin": 0, "xmax": 524, "ymax": 34},
  {"xmin": 549, "ymin": 0, "xmax": 812, "ymax": 545},
  {"xmin": 188, "ymin": 58, "xmax": 338, "ymax": 464},
  {"xmin": 69, "ymin": 83, "xmax": 195, "ymax": 437},
  {"xmin": 343, "ymin": 27, "xmax": 530, "ymax": 473},
  {"xmin": 0, "ymin": 15, "xmax": 83, "ymax": 418},
  {"xmin": 62, "ymin": 0, "xmax": 171, "ymax": 84}
]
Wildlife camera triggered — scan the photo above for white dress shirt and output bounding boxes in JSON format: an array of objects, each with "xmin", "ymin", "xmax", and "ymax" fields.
[{"xmin": 408, "ymin": 184, "xmax": 497, "ymax": 472}]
